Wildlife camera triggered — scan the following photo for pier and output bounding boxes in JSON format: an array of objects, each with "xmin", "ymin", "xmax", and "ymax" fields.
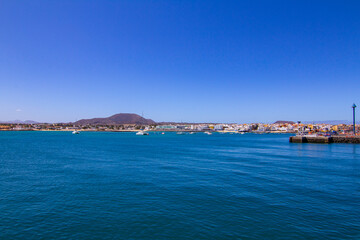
[{"xmin": 290, "ymin": 135, "xmax": 360, "ymax": 144}]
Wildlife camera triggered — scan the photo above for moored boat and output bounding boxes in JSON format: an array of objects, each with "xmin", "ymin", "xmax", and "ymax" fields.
[{"xmin": 136, "ymin": 131, "xmax": 149, "ymax": 135}]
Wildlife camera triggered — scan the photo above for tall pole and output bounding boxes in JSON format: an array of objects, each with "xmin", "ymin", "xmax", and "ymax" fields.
[{"xmin": 352, "ymin": 103, "xmax": 357, "ymax": 135}]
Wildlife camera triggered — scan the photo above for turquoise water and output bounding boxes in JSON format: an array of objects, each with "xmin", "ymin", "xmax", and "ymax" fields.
[{"xmin": 0, "ymin": 131, "xmax": 359, "ymax": 239}]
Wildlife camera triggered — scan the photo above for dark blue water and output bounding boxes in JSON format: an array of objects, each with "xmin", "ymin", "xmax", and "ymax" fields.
[{"xmin": 0, "ymin": 131, "xmax": 359, "ymax": 239}]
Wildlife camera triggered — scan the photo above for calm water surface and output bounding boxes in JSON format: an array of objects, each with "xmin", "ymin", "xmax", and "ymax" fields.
[{"xmin": 0, "ymin": 131, "xmax": 359, "ymax": 239}]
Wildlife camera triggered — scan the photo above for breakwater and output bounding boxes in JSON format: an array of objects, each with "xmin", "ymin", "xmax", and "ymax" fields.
[{"xmin": 290, "ymin": 135, "xmax": 360, "ymax": 144}]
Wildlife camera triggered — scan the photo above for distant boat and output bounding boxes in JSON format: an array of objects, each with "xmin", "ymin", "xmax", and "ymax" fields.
[
  {"xmin": 204, "ymin": 131, "xmax": 212, "ymax": 135},
  {"xmin": 161, "ymin": 132, "xmax": 165, "ymax": 135},
  {"xmin": 189, "ymin": 132, "xmax": 196, "ymax": 134},
  {"xmin": 72, "ymin": 130, "xmax": 80, "ymax": 134},
  {"xmin": 177, "ymin": 132, "xmax": 185, "ymax": 135},
  {"xmin": 136, "ymin": 131, "xmax": 149, "ymax": 136}
]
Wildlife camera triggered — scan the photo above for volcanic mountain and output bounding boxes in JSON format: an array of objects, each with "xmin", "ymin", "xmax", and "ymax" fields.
[{"xmin": 74, "ymin": 113, "xmax": 155, "ymax": 125}]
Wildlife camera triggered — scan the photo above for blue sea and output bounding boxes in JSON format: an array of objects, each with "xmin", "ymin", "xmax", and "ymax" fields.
[{"xmin": 0, "ymin": 131, "xmax": 359, "ymax": 239}]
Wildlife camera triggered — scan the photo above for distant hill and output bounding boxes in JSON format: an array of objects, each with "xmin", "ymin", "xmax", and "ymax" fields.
[
  {"xmin": 302, "ymin": 120, "xmax": 360, "ymax": 125},
  {"xmin": 274, "ymin": 120, "xmax": 295, "ymax": 124},
  {"xmin": 74, "ymin": 113, "xmax": 155, "ymax": 125},
  {"xmin": 0, "ymin": 120, "xmax": 39, "ymax": 124}
]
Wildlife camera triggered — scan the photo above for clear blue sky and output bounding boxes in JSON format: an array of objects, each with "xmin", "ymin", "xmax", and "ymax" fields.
[{"xmin": 0, "ymin": 0, "xmax": 359, "ymax": 123}]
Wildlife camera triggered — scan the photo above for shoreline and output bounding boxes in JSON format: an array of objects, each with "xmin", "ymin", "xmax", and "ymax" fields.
[{"xmin": 0, "ymin": 129, "xmax": 294, "ymax": 134}]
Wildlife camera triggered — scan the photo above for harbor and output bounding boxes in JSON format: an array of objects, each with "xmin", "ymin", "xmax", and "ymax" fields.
[{"xmin": 290, "ymin": 103, "xmax": 359, "ymax": 144}]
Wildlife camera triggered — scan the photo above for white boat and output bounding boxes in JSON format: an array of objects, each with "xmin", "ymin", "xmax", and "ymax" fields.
[
  {"xmin": 136, "ymin": 131, "xmax": 149, "ymax": 135},
  {"xmin": 177, "ymin": 132, "xmax": 185, "ymax": 135},
  {"xmin": 72, "ymin": 130, "xmax": 80, "ymax": 134},
  {"xmin": 204, "ymin": 131, "xmax": 212, "ymax": 135},
  {"xmin": 161, "ymin": 132, "xmax": 165, "ymax": 135}
]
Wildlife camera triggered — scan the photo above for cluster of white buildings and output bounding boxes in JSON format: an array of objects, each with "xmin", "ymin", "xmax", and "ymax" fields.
[
  {"xmin": 155, "ymin": 123, "xmax": 297, "ymax": 133},
  {"xmin": 154, "ymin": 122, "xmax": 342, "ymax": 134}
]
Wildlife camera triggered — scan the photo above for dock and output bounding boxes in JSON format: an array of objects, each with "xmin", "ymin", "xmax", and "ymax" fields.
[{"xmin": 290, "ymin": 135, "xmax": 360, "ymax": 144}]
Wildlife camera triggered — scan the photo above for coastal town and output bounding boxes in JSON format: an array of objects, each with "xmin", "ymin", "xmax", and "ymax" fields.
[{"xmin": 0, "ymin": 121, "xmax": 358, "ymax": 135}]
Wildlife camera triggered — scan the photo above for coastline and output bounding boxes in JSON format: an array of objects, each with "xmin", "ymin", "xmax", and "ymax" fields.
[{"xmin": 0, "ymin": 129, "xmax": 294, "ymax": 134}]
